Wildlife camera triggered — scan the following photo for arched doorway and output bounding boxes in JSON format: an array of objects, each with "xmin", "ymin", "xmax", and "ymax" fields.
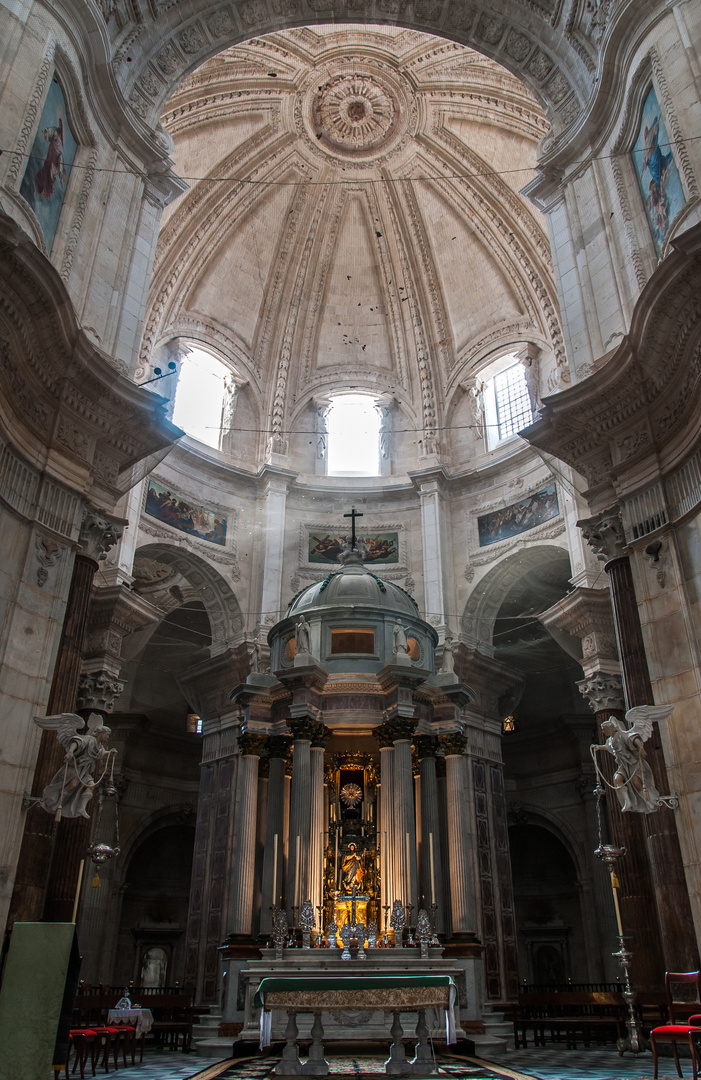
[
  {"xmin": 113, "ymin": 823, "xmax": 197, "ymax": 988},
  {"xmin": 508, "ymin": 822, "xmax": 586, "ymax": 986}
]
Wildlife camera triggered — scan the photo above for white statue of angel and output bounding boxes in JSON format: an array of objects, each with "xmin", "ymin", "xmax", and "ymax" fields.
[
  {"xmin": 32, "ymin": 712, "xmax": 116, "ymax": 819},
  {"xmin": 592, "ymin": 705, "xmax": 673, "ymax": 813}
]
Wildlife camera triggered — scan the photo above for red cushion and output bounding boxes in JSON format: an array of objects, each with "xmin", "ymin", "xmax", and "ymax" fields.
[
  {"xmin": 106, "ymin": 1026, "xmax": 122, "ymax": 1033},
  {"xmin": 70, "ymin": 1030, "xmax": 97, "ymax": 1037},
  {"xmin": 652, "ymin": 1025, "xmax": 701, "ymax": 1034}
]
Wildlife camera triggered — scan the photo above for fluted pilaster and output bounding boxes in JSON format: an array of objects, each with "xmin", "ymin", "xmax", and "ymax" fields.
[{"xmin": 229, "ymin": 735, "xmax": 264, "ymax": 936}]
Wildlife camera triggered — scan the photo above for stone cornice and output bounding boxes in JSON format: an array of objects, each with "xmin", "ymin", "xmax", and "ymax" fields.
[
  {"xmin": 0, "ymin": 214, "xmax": 181, "ymax": 510},
  {"xmin": 521, "ymin": 223, "xmax": 701, "ymax": 511}
]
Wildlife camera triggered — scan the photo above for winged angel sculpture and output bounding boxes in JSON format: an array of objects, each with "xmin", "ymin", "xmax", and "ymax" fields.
[
  {"xmin": 591, "ymin": 704, "xmax": 676, "ymax": 813},
  {"xmin": 29, "ymin": 712, "xmax": 116, "ymax": 820}
]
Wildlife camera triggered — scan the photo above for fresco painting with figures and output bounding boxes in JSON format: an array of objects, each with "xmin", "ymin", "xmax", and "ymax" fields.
[
  {"xmin": 145, "ymin": 480, "xmax": 227, "ymax": 545},
  {"xmin": 309, "ymin": 531, "xmax": 399, "ymax": 564},
  {"xmin": 632, "ymin": 84, "xmax": 686, "ymax": 252},
  {"xmin": 20, "ymin": 74, "xmax": 78, "ymax": 252},
  {"xmin": 478, "ymin": 483, "xmax": 559, "ymax": 546}
]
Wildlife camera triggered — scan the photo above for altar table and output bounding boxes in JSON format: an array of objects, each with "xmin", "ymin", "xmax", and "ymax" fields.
[
  {"xmin": 255, "ymin": 975, "xmax": 456, "ymax": 1076},
  {"xmin": 107, "ymin": 1007, "xmax": 154, "ymax": 1037}
]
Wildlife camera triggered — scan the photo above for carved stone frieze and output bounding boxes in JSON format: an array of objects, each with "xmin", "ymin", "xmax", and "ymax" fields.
[{"xmin": 35, "ymin": 533, "xmax": 64, "ymax": 587}]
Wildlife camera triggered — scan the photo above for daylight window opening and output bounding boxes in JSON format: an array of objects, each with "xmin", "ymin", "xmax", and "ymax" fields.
[
  {"xmin": 493, "ymin": 364, "xmax": 532, "ymax": 440},
  {"xmin": 327, "ymin": 394, "xmax": 381, "ymax": 476},
  {"xmin": 172, "ymin": 346, "xmax": 233, "ymax": 450}
]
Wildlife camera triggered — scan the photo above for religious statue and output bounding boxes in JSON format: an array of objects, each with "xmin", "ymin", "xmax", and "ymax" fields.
[
  {"xmin": 295, "ymin": 615, "xmax": 311, "ymax": 654},
  {"xmin": 31, "ymin": 712, "xmax": 116, "ymax": 820},
  {"xmin": 591, "ymin": 705, "xmax": 673, "ymax": 813},
  {"xmin": 250, "ymin": 641, "xmax": 261, "ymax": 674},
  {"xmin": 519, "ymin": 348, "xmax": 542, "ymax": 417},
  {"xmin": 468, "ymin": 378, "xmax": 485, "ymax": 441},
  {"xmin": 393, "ymin": 620, "xmax": 409, "ymax": 654},
  {"xmin": 440, "ymin": 632, "xmax": 455, "ymax": 674},
  {"xmin": 341, "ymin": 843, "xmax": 364, "ymax": 891},
  {"xmin": 140, "ymin": 946, "xmax": 167, "ymax": 988}
]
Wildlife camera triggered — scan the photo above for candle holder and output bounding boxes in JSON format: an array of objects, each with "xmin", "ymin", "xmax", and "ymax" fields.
[
  {"xmin": 429, "ymin": 902, "xmax": 439, "ymax": 945},
  {"xmin": 316, "ymin": 905, "xmax": 323, "ymax": 946},
  {"xmin": 593, "ymin": 786, "xmax": 646, "ymax": 1055},
  {"xmin": 382, "ymin": 903, "xmax": 390, "ymax": 947},
  {"xmin": 405, "ymin": 904, "xmax": 414, "ymax": 946}
]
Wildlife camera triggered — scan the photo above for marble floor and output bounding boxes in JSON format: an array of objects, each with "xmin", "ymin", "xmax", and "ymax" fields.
[{"xmin": 76, "ymin": 1045, "xmax": 692, "ymax": 1080}]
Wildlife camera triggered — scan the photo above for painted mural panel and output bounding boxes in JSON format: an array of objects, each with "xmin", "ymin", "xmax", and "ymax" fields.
[
  {"xmin": 632, "ymin": 85, "xmax": 686, "ymax": 253},
  {"xmin": 145, "ymin": 480, "xmax": 227, "ymax": 545},
  {"xmin": 20, "ymin": 74, "xmax": 78, "ymax": 253},
  {"xmin": 478, "ymin": 483, "xmax": 559, "ymax": 547},
  {"xmin": 309, "ymin": 532, "xmax": 399, "ymax": 564}
]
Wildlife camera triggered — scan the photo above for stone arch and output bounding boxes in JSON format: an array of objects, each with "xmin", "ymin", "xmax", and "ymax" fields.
[
  {"xmin": 507, "ymin": 803, "xmax": 590, "ymax": 886},
  {"xmin": 134, "ymin": 542, "xmax": 244, "ymax": 653},
  {"xmin": 461, "ymin": 542, "xmax": 570, "ymax": 654},
  {"xmin": 113, "ymin": 3, "xmax": 593, "ymax": 136}
]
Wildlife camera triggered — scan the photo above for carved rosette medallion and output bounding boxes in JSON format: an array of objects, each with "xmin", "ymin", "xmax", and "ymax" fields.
[
  {"xmin": 299, "ymin": 62, "xmax": 413, "ymax": 165},
  {"xmin": 313, "ymin": 74, "xmax": 398, "ymax": 153}
]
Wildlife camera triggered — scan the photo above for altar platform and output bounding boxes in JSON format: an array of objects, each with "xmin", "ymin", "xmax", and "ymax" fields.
[{"xmin": 227, "ymin": 947, "xmax": 477, "ymax": 1048}]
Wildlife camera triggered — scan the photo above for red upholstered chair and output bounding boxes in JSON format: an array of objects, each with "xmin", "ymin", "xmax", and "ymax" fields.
[{"xmin": 651, "ymin": 971, "xmax": 701, "ymax": 1080}]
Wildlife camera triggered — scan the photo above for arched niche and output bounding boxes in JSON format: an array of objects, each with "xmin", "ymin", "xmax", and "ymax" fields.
[
  {"xmin": 461, "ymin": 543, "xmax": 570, "ymax": 655},
  {"xmin": 132, "ymin": 542, "xmax": 244, "ymax": 654},
  {"xmin": 507, "ymin": 819, "xmax": 588, "ymax": 986},
  {"xmin": 112, "ymin": 821, "xmax": 197, "ymax": 988}
]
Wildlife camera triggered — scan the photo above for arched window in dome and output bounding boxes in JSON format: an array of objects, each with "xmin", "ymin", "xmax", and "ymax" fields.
[
  {"xmin": 478, "ymin": 352, "xmax": 535, "ymax": 450},
  {"xmin": 169, "ymin": 345, "xmax": 236, "ymax": 450},
  {"xmin": 326, "ymin": 394, "xmax": 382, "ymax": 476}
]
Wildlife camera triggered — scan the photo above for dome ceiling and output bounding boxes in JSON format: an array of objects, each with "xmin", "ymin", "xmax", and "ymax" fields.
[{"xmin": 143, "ymin": 25, "xmax": 565, "ymax": 470}]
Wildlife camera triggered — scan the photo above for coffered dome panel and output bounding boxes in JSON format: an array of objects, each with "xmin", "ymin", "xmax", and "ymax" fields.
[{"xmin": 314, "ymin": 193, "xmax": 395, "ymax": 374}]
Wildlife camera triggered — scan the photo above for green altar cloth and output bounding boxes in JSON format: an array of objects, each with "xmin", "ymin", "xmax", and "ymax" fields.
[{"xmin": 255, "ymin": 974, "xmax": 457, "ymax": 1047}]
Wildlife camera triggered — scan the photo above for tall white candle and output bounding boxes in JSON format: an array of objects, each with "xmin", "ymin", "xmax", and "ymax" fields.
[
  {"xmin": 294, "ymin": 834, "xmax": 300, "ymax": 907},
  {"xmin": 406, "ymin": 831, "xmax": 410, "ymax": 896},
  {"xmin": 272, "ymin": 833, "xmax": 278, "ymax": 908},
  {"xmin": 429, "ymin": 832, "xmax": 435, "ymax": 906},
  {"xmin": 334, "ymin": 828, "xmax": 339, "ymax": 891}
]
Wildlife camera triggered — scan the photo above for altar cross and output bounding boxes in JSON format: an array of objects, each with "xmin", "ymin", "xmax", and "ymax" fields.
[{"xmin": 344, "ymin": 506, "xmax": 363, "ymax": 549}]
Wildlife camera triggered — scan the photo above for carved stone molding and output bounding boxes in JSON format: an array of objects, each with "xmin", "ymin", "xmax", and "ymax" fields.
[
  {"xmin": 538, "ymin": 584, "xmax": 619, "ymax": 677},
  {"xmin": 35, "ymin": 533, "xmax": 64, "ymax": 587},
  {"xmin": 79, "ymin": 505, "xmax": 125, "ymax": 564},
  {"xmin": 577, "ymin": 505, "xmax": 626, "ymax": 563},
  {"xmin": 576, "ymin": 671, "xmax": 625, "ymax": 715},
  {"xmin": 76, "ymin": 670, "xmax": 125, "ymax": 714}
]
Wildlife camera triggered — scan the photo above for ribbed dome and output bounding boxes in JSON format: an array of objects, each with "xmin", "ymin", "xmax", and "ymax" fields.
[{"xmin": 286, "ymin": 561, "xmax": 418, "ymax": 619}]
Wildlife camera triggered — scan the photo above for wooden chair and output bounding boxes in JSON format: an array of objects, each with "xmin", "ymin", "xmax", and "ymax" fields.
[{"xmin": 651, "ymin": 972, "xmax": 701, "ymax": 1079}]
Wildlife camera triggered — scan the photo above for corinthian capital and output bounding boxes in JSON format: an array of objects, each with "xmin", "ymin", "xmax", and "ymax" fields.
[
  {"xmin": 577, "ymin": 505, "xmax": 626, "ymax": 563},
  {"xmin": 77, "ymin": 670, "xmax": 125, "ymax": 714},
  {"xmin": 576, "ymin": 672, "xmax": 625, "ymax": 714},
  {"xmin": 79, "ymin": 505, "xmax": 125, "ymax": 564}
]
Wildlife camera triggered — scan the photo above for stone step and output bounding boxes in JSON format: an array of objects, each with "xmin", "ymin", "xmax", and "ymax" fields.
[
  {"xmin": 470, "ymin": 1032, "xmax": 509, "ymax": 1056},
  {"xmin": 191, "ymin": 1036, "xmax": 234, "ymax": 1059}
]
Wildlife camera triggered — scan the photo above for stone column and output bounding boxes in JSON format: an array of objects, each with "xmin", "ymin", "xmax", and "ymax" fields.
[
  {"xmin": 440, "ymin": 732, "xmax": 475, "ymax": 939},
  {"xmin": 228, "ymin": 733, "xmax": 266, "ymax": 938},
  {"xmin": 391, "ymin": 719, "xmax": 417, "ymax": 911},
  {"xmin": 415, "ymin": 736, "xmax": 444, "ymax": 935},
  {"xmin": 287, "ymin": 718, "xmax": 315, "ymax": 916},
  {"xmin": 258, "ymin": 468, "xmax": 293, "ymax": 639},
  {"xmin": 436, "ymin": 755, "xmax": 452, "ymax": 932},
  {"xmin": 580, "ymin": 506, "xmax": 699, "ymax": 972},
  {"xmin": 309, "ymin": 726, "xmax": 328, "ymax": 921},
  {"xmin": 260, "ymin": 737, "xmax": 290, "ymax": 933},
  {"xmin": 8, "ymin": 506, "xmax": 123, "ymax": 925},
  {"xmin": 377, "ymin": 730, "xmax": 396, "ymax": 912},
  {"xmin": 415, "ymin": 471, "xmax": 450, "ymax": 637}
]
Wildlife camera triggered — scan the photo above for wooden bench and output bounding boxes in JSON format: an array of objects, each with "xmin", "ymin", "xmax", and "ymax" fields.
[{"xmin": 508, "ymin": 991, "xmax": 628, "ymax": 1049}]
